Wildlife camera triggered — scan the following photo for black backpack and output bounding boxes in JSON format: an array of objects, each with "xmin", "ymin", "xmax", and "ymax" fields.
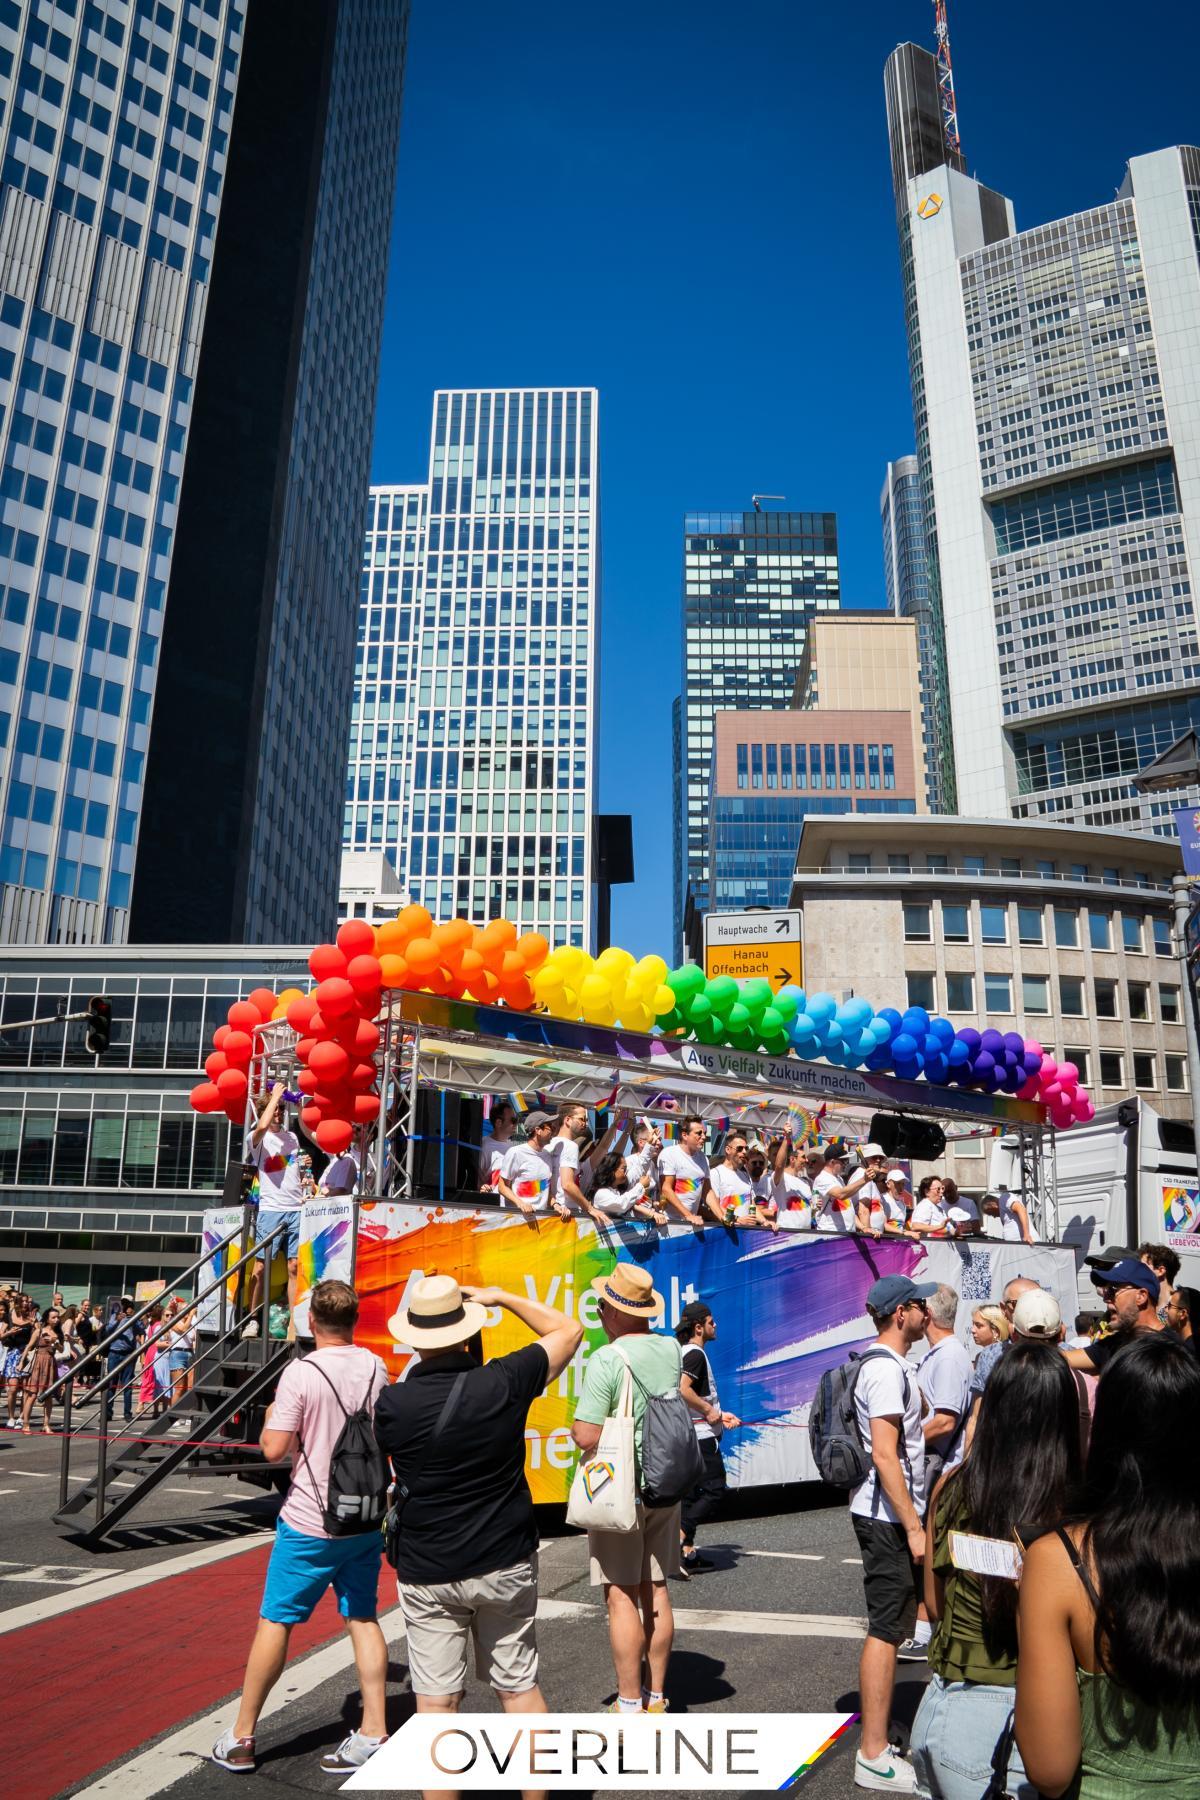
[
  {"xmin": 810, "ymin": 1346, "xmax": 911, "ymax": 1492},
  {"xmin": 299, "ymin": 1355, "xmax": 390, "ymax": 1536},
  {"xmin": 615, "ymin": 1342, "xmax": 705, "ymax": 1508}
]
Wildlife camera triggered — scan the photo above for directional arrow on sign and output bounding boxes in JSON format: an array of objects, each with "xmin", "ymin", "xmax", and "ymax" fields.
[
  {"xmin": 775, "ymin": 967, "xmax": 793, "ymax": 985},
  {"xmin": 775, "ymin": 918, "xmax": 789, "ymax": 934}
]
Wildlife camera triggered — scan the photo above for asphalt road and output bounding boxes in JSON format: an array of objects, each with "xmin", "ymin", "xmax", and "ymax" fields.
[{"xmin": 1, "ymin": 1429, "xmax": 930, "ymax": 1800}]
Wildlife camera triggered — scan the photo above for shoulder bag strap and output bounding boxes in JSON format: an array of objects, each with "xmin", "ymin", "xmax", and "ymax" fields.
[
  {"xmin": 1055, "ymin": 1524, "xmax": 1102, "ymax": 1612},
  {"xmin": 393, "ymin": 1370, "xmax": 469, "ymax": 1512}
]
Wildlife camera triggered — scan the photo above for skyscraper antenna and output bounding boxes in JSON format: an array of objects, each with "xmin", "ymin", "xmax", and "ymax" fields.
[{"xmin": 933, "ymin": 0, "xmax": 962, "ymax": 161}]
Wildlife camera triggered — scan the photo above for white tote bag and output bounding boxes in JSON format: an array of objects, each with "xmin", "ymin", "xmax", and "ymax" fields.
[{"xmin": 566, "ymin": 1357, "xmax": 638, "ymax": 1532}]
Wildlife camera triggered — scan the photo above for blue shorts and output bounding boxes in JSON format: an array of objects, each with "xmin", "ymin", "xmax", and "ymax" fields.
[
  {"xmin": 261, "ymin": 1516, "xmax": 382, "ymax": 1625},
  {"xmin": 254, "ymin": 1207, "xmax": 300, "ymax": 1260}
]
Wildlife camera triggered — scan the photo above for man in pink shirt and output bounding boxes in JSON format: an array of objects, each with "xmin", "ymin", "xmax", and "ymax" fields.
[{"xmin": 212, "ymin": 1280, "xmax": 390, "ymax": 1778}]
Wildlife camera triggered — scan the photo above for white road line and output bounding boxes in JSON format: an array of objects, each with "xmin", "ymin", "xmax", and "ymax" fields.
[
  {"xmin": 742, "ymin": 1549, "xmax": 825, "ymax": 1562},
  {"xmin": 674, "ymin": 1606, "xmax": 866, "ymax": 1640},
  {"xmin": 72, "ymin": 1608, "xmax": 409, "ymax": 1799},
  {"xmin": 841, "ymin": 1557, "xmax": 863, "ymax": 1565},
  {"xmin": 6, "ymin": 1467, "xmax": 53, "ymax": 1477},
  {"xmin": 0, "ymin": 1489, "xmax": 17, "ymax": 1495},
  {"xmin": 0, "ymin": 1529, "xmax": 273, "ymax": 1636},
  {"xmin": 163, "ymin": 1486, "xmax": 213, "ymax": 1495}
]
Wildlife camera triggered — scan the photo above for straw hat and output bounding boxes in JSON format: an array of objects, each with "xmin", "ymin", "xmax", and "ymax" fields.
[
  {"xmin": 388, "ymin": 1274, "xmax": 487, "ymax": 1349},
  {"xmin": 590, "ymin": 1262, "xmax": 664, "ymax": 1318}
]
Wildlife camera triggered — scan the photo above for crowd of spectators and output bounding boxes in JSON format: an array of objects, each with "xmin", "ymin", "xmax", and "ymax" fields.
[{"xmin": 0, "ymin": 1284, "xmax": 198, "ymax": 1432}]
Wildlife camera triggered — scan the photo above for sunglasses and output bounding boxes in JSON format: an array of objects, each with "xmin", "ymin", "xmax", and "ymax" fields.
[{"xmin": 1097, "ymin": 1282, "xmax": 1138, "ymax": 1301}]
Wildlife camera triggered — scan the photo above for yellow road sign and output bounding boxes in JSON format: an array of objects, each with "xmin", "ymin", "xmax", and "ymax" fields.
[{"xmin": 704, "ymin": 940, "xmax": 804, "ymax": 992}]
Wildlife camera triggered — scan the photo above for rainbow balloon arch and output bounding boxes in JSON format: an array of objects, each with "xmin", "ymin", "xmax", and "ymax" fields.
[{"xmin": 189, "ymin": 908, "xmax": 1095, "ymax": 1149}]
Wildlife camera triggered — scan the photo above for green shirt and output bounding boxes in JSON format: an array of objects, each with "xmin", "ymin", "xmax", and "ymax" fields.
[
  {"xmin": 575, "ymin": 1332, "xmax": 683, "ymax": 1465},
  {"xmin": 929, "ymin": 1478, "xmax": 1018, "ymax": 1686}
]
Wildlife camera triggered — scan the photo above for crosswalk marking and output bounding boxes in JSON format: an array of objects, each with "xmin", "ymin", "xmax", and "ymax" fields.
[{"xmin": 743, "ymin": 1549, "xmax": 825, "ymax": 1562}]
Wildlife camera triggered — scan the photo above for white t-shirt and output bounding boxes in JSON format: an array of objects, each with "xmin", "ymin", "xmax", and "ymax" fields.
[
  {"xmin": 478, "ymin": 1135, "xmax": 515, "ymax": 1192},
  {"xmin": 917, "ymin": 1335, "xmax": 974, "ymax": 1492},
  {"xmin": 625, "ymin": 1145, "xmax": 658, "ymax": 1194},
  {"xmin": 910, "ymin": 1197, "xmax": 950, "ymax": 1233},
  {"xmin": 659, "ymin": 1145, "xmax": 710, "ymax": 1213},
  {"xmin": 592, "ymin": 1184, "xmax": 640, "ymax": 1218},
  {"xmin": 859, "ymin": 1179, "xmax": 906, "ymax": 1232},
  {"xmin": 503, "ymin": 1144, "xmax": 555, "ymax": 1212},
  {"xmin": 849, "ymin": 1345, "xmax": 925, "ymax": 1523},
  {"xmin": 553, "ymin": 1135, "xmax": 581, "ymax": 1205},
  {"xmin": 253, "ymin": 1128, "xmax": 303, "ymax": 1211},
  {"xmin": 318, "ymin": 1151, "xmax": 359, "ymax": 1196},
  {"xmin": 773, "ymin": 1170, "xmax": 811, "ymax": 1224},
  {"xmin": 814, "ymin": 1167, "xmax": 855, "ymax": 1233},
  {"xmin": 945, "ymin": 1193, "xmax": 980, "ymax": 1232},
  {"xmin": 711, "ymin": 1163, "xmax": 756, "ymax": 1219},
  {"xmin": 996, "ymin": 1192, "xmax": 1026, "ymax": 1241}
]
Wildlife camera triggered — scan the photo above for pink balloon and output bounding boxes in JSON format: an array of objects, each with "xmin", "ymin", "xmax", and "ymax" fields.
[
  {"xmin": 1017, "ymin": 1076, "xmax": 1041, "ymax": 1101},
  {"xmin": 1042, "ymin": 1081, "xmax": 1062, "ymax": 1106},
  {"xmin": 1023, "ymin": 1039, "xmax": 1044, "ymax": 1057},
  {"xmin": 1077, "ymin": 1098, "xmax": 1096, "ymax": 1122},
  {"xmin": 1052, "ymin": 1104, "xmax": 1075, "ymax": 1128},
  {"xmin": 1038, "ymin": 1059, "xmax": 1060, "ymax": 1087},
  {"xmin": 1057, "ymin": 1062, "xmax": 1079, "ymax": 1086},
  {"xmin": 1072, "ymin": 1092, "xmax": 1092, "ymax": 1118}
]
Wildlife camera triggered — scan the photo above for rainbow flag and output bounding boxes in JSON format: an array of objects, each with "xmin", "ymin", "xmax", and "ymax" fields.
[
  {"xmin": 513, "ymin": 1175, "xmax": 549, "ymax": 1204},
  {"xmin": 673, "ymin": 1175, "xmax": 702, "ymax": 1201}
]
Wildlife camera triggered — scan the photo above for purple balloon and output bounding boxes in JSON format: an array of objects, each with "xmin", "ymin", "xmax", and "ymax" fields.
[
  {"xmin": 958, "ymin": 1028, "xmax": 982, "ymax": 1054},
  {"xmin": 974, "ymin": 1050, "xmax": 996, "ymax": 1078},
  {"xmin": 1022, "ymin": 1050, "xmax": 1042, "ymax": 1077},
  {"xmin": 980, "ymin": 1028, "xmax": 1005, "ymax": 1056},
  {"xmin": 1003, "ymin": 1032, "xmax": 1026, "ymax": 1056},
  {"xmin": 1002, "ymin": 1065, "xmax": 1024, "ymax": 1092}
]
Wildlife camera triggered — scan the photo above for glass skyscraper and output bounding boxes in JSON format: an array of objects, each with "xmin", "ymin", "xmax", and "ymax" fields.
[
  {"xmin": 674, "ymin": 509, "xmax": 840, "ymax": 956},
  {"xmin": 0, "ymin": 0, "xmax": 408, "ymax": 948},
  {"xmin": 881, "ymin": 455, "xmax": 937, "ymax": 807},
  {"xmin": 345, "ymin": 390, "xmax": 600, "ymax": 948},
  {"xmin": 885, "ymin": 40, "xmax": 1200, "ymax": 837}
]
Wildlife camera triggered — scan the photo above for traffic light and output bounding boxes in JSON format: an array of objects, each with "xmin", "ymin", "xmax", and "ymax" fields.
[{"xmin": 85, "ymin": 995, "xmax": 112, "ymax": 1056}]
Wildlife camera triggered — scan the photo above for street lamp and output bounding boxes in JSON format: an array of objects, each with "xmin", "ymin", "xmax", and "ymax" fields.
[{"xmin": 1132, "ymin": 731, "xmax": 1200, "ymax": 1162}]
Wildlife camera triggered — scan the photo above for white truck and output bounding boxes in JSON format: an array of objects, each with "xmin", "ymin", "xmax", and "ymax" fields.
[{"xmin": 992, "ymin": 1098, "xmax": 1199, "ymax": 1306}]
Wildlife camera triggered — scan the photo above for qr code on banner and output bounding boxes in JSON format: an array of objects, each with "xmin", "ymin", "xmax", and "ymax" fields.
[{"xmin": 959, "ymin": 1250, "xmax": 993, "ymax": 1302}]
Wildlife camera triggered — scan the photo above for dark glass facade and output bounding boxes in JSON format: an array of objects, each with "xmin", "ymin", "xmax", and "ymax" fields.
[{"xmin": 710, "ymin": 793, "xmax": 916, "ymax": 911}]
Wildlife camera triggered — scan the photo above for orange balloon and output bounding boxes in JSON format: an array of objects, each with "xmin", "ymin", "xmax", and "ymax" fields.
[
  {"xmin": 378, "ymin": 953, "xmax": 408, "ymax": 989},
  {"xmin": 405, "ymin": 936, "xmax": 440, "ymax": 977},
  {"xmin": 460, "ymin": 946, "xmax": 484, "ymax": 982},
  {"xmin": 435, "ymin": 918, "xmax": 474, "ymax": 968},
  {"xmin": 397, "ymin": 903, "xmax": 433, "ymax": 942},
  {"xmin": 467, "ymin": 969, "xmax": 503, "ymax": 1005},
  {"xmin": 480, "ymin": 918, "xmax": 518, "ymax": 956},
  {"xmin": 501, "ymin": 949, "xmax": 525, "ymax": 981},
  {"xmin": 516, "ymin": 932, "xmax": 549, "ymax": 970},
  {"xmin": 375, "ymin": 918, "xmax": 407, "ymax": 955},
  {"xmin": 501, "ymin": 975, "xmax": 535, "ymax": 1010}
]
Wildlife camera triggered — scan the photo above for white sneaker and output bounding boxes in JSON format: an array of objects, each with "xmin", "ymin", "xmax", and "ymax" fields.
[
  {"xmin": 239, "ymin": 1319, "xmax": 259, "ymax": 1338},
  {"xmin": 321, "ymin": 1731, "xmax": 388, "ymax": 1774},
  {"xmin": 854, "ymin": 1746, "xmax": 918, "ymax": 1791}
]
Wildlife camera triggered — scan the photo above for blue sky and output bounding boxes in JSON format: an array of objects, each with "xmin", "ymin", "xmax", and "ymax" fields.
[{"xmin": 369, "ymin": 0, "xmax": 1200, "ymax": 960}]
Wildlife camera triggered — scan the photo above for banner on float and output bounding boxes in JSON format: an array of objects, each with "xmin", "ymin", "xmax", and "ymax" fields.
[
  {"xmin": 195, "ymin": 1205, "xmax": 249, "ymax": 1334},
  {"xmin": 1162, "ymin": 1177, "xmax": 1200, "ymax": 1245},
  {"xmin": 294, "ymin": 1198, "xmax": 356, "ymax": 1336},
  {"xmin": 343, "ymin": 1711, "xmax": 859, "ymax": 1791},
  {"xmin": 345, "ymin": 1205, "xmax": 1080, "ymax": 1500}
]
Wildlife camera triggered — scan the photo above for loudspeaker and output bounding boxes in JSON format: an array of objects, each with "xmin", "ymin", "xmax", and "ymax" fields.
[
  {"xmin": 411, "ymin": 1090, "xmax": 483, "ymax": 1199},
  {"xmin": 868, "ymin": 1113, "xmax": 945, "ymax": 1163}
]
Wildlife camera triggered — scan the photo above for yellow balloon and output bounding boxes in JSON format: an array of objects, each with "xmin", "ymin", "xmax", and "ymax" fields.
[
  {"xmin": 554, "ymin": 946, "xmax": 589, "ymax": 979},
  {"xmin": 532, "ymin": 967, "xmax": 565, "ymax": 1003},
  {"xmin": 638, "ymin": 955, "xmax": 669, "ymax": 986},
  {"xmin": 596, "ymin": 945, "xmax": 634, "ymax": 978},
  {"xmin": 652, "ymin": 983, "xmax": 676, "ymax": 1016},
  {"xmin": 622, "ymin": 1003, "xmax": 653, "ymax": 1032}
]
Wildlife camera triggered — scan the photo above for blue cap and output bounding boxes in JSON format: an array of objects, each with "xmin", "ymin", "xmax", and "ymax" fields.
[
  {"xmin": 867, "ymin": 1274, "xmax": 939, "ymax": 1314},
  {"xmin": 1090, "ymin": 1257, "xmax": 1159, "ymax": 1301}
]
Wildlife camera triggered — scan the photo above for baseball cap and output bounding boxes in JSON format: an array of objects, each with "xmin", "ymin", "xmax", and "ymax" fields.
[
  {"xmin": 522, "ymin": 1109, "xmax": 555, "ymax": 1132},
  {"xmin": 1012, "ymin": 1290, "xmax": 1061, "ymax": 1338},
  {"xmin": 1083, "ymin": 1243, "xmax": 1136, "ymax": 1272},
  {"xmin": 867, "ymin": 1273, "xmax": 938, "ymax": 1314},
  {"xmin": 1090, "ymin": 1257, "xmax": 1160, "ymax": 1301},
  {"xmin": 858, "ymin": 1143, "xmax": 885, "ymax": 1159},
  {"xmin": 885, "ymin": 1166, "xmax": 909, "ymax": 1186}
]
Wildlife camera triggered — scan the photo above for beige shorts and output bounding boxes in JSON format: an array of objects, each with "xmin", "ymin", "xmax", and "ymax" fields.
[
  {"xmin": 588, "ymin": 1503, "xmax": 682, "ymax": 1587},
  {"xmin": 397, "ymin": 1555, "xmax": 539, "ymax": 1696}
]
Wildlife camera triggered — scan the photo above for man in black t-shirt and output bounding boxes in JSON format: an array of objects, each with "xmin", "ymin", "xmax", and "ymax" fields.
[
  {"xmin": 374, "ymin": 1276, "xmax": 580, "ymax": 1774},
  {"xmin": 675, "ymin": 1301, "xmax": 740, "ymax": 1575},
  {"xmin": 1064, "ymin": 1258, "xmax": 1178, "ymax": 1375}
]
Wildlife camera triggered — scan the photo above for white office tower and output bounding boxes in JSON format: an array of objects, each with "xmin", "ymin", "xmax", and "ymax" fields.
[
  {"xmin": 343, "ymin": 391, "xmax": 600, "ymax": 948},
  {"xmin": 885, "ymin": 42, "xmax": 1200, "ymax": 834}
]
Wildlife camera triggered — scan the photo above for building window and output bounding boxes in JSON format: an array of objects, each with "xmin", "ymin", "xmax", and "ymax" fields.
[
  {"xmin": 981, "ymin": 904, "xmax": 1008, "ymax": 945},
  {"xmin": 889, "ymin": 853, "xmax": 911, "ymax": 873},
  {"xmin": 853, "ymin": 743, "xmax": 865, "ymax": 790},
  {"xmin": 1121, "ymin": 915, "xmax": 1144, "ymax": 953},
  {"xmin": 825, "ymin": 744, "xmax": 837, "ymax": 788},
  {"xmin": 1153, "ymin": 917, "xmax": 1172, "ymax": 956},
  {"xmin": 736, "ymin": 744, "xmax": 747, "ymax": 791},
  {"xmin": 839, "ymin": 743, "xmax": 851, "ymax": 790},
  {"xmin": 1094, "ymin": 979, "xmax": 1119, "ymax": 1018},
  {"xmin": 751, "ymin": 744, "xmax": 763, "ymax": 790},
  {"xmin": 1018, "ymin": 905, "xmax": 1044, "ymax": 945},
  {"xmin": 926, "ymin": 854, "xmax": 948, "ymax": 872},
  {"xmin": 882, "ymin": 744, "xmax": 895, "ymax": 790},
  {"xmin": 946, "ymin": 971, "xmax": 975, "ymax": 1012},
  {"xmin": 942, "ymin": 903, "xmax": 970, "ymax": 943},
  {"xmin": 964, "ymin": 855, "xmax": 985, "ymax": 876},
  {"xmin": 907, "ymin": 971, "xmax": 936, "ymax": 1010},
  {"xmin": 985, "ymin": 972, "xmax": 1012, "ymax": 1012},
  {"xmin": 904, "ymin": 903, "xmax": 932, "ymax": 942},
  {"xmin": 848, "ymin": 852, "xmax": 872, "ymax": 873},
  {"xmin": 1070, "ymin": 864, "xmax": 1089, "ymax": 881},
  {"xmin": 989, "ymin": 454, "xmax": 1179, "ymax": 554},
  {"xmin": 1098, "ymin": 1050, "xmax": 1124, "ymax": 1090},
  {"xmin": 796, "ymin": 744, "xmax": 807, "ymax": 790},
  {"xmin": 1035, "ymin": 859, "xmax": 1055, "ymax": 877},
  {"xmin": 1133, "ymin": 1052, "xmax": 1156, "ymax": 1091},
  {"xmin": 999, "ymin": 858, "xmax": 1021, "ymax": 876},
  {"xmin": 1089, "ymin": 913, "xmax": 1112, "ymax": 952},
  {"xmin": 1065, "ymin": 1047, "xmax": 1091, "ymax": 1084},
  {"xmin": 1166, "ymin": 1053, "xmax": 1188, "ymax": 1092},
  {"xmin": 1054, "ymin": 909, "xmax": 1079, "ymax": 949},
  {"xmin": 780, "ymin": 743, "xmax": 792, "ymax": 790},
  {"xmin": 1160, "ymin": 984, "xmax": 1181, "ymax": 1023},
  {"xmin": 1060, "ymin": 976, "xmax": 1085, "ymax": 1016},
  {"xmin": 1128, "ymin": 982, "xmax": 1150, "ymax": 1022},
  {"xmin": 868, "ymin": 744, "xmax": 880, "ymax": 789},
  {"xmin": 1022, "ymin": 975, "xmax": 1050, "ymax": 1014},
  {"xmin": 766, "ymin": 743, "xmax": 777, "ymax": 790},
  {"xmin": 1102, "ymin": 867, "xmax": 1121, "ymax": 888}
]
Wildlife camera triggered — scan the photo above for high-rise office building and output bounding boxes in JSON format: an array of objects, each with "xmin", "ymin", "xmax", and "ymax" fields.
[
  {"xmin": 881, "ymin": 455, "xmax": 937, "ymax": 807},
  {"xmin": 675, "ymin": 509, "xmax": 839, "ymax": 956},
  {"xmin": 343, "ymin": 390, "xmax": 601, "ymax": 948},
  {"xmin": 884, "ymin": 41, "xmax": 1200, "ymax": 838},
  {"xmin": 0, "ymin": 1, "xmax": 407, "ymax": 950}
]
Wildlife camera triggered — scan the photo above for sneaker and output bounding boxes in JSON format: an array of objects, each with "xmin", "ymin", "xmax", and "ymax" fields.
[
  {"xmin": 240, "ymin": 1319, "xmax": 260, "ymax": 1339},
  {"xmin": 854, "ymin": 1746, "xmax": 918, "ymax": 1791},
  {"xmin": 321, "ymin": 1731, "xmax": 388, "ymax": 1774},
  {"xmin": 641, "ymin": 1690, "xmax": 669, "ymax": 1713},
  {"xmin": 680, "ymin": 1551, "xmax": 714, "ymax": 1573},
  {"xmin": 605, "ymin": 1700, "xmax": 643, "ymax": 1713},
  {"xmin": 896, "ymin": 1636, "xmax": 929, "ymax": 1662},
  {"xmin": 211, "ymin": 1729, "xmax": 256, "ymax": 1772}
]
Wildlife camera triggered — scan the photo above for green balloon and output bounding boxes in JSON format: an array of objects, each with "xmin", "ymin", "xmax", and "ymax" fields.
[
  {"xmin": 694, "ymin": 1014, "xmax": 724, "ymax": 1044},
  {"xmin": 730, "ymin": 1026, "xmax": 759, "ymax": 1052},
  {"xmin": 772, "ymin": 993, "xmax": 798, "ymax": 1024},
  {"xmin": 727, "ymin": 1002, "xmax": 750, "ymax": 1032},
  {"xmin": 760, "ymin": 1006, "xmax": 783, "ymax": 1038},
  {"xmin": 741, "ymin": 979, "xmax": 773, "ymax": 1014},
  {"xmin": 668, "ymin": 963, "xmax": 705, "ymax": 1001},
  {"xmin": 687, "ymin": 994, "xmax": 713, "ymax": 1025},
  {"xmin": 707, "ymin": 976, "xmax": 739, "ymax": 1017},
  {"xmin": 658, "ymin": 1007, "xmax": 682, "ymax": 1033},
  {"xmin": 761, "ymin": 1032, "xmax": 789, "ymax": 1057}
]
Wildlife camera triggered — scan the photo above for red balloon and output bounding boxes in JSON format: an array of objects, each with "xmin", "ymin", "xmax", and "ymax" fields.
[
  {"xmin": 309, "ymin": 943, "xmax": 348, "ymax": 983},
  {"xmin": 312, "ymin": 1087, "xmax": 354, "ymax": 1112},
  {"xmin": 315, "ymin": 976, "xmax": 355, "ymax": 1020},
  {"xmin": 347, "ymin": 954, "xmax": 383, "ymax": 995},
  {"xmin": 353, "ymin": 989, "xmax": 381, "ymax": 1019},
  {"xmin": 227, "ymin": 1000, "xmax": 262, "ymax": 1035},
  {"xmin": 223, "ymin": 1030, "xmax": 253, "ymax": 1066},
  {"xmin": 286, "ymin": 994, "xmax": 318, "ymax": 1034},
  {"xmin": 190, "ymin": 1081, "xmax": 222, "ymax": 1114},
  {"xmin": 217, "ymin": 1067, "xmax": 248, "ymax": 1102},
  {"xmin": 309, "ymin": 1040, "xmax": 350, "ymax": 1083},
  {"xmin": 300, "ymin": 1103, "xmax": 324, "ymax": 1133},
  {"xmin": 348, "ymin": 1059, "xmax": 378, "ymax": 1092},
  {"xmin": 247, "ymin": 986, "xmax": 277, "ymax": 1022},
  {"xmin": 307, "ymin": 1009, "xmax": 328, "ymax": 1036},
  {"xmin": 296, "ymin": 1068, "xmax": 319, "ymax": 1095},
  {"xmin": 350, "ymin": 1019, "xmax": 381, "ymax": 1056},
  {"xmin": 337, "ymin": 919, "xmax": 377, "ymax": 959},
  {"xmin": 204, "ymin": 1050, "xmax": 229, "ymax": 1081},
  {"xmin": 213, "ymin": 1024, "xmax": 230, "ymax": 1050},
  {"xmin": 224, "ymin": 1101, "xmax": 247, "ymax": 1125},
  {"xmin": 315, "ymin": 1119, "xmax": 353, "ymax": 1154},
  {"xmin": 352, "ymin": 1093, "xmax": 381, "ymax": 1123},
  {"xmin": 295, "ymin": 1034, "xmax": 317, "ymax": 1063}
]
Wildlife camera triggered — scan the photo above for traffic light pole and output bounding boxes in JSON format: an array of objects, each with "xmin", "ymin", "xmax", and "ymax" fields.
[{"xmin": 0, "ymin": 1007, "xmax": 93, "ymax": 1032}]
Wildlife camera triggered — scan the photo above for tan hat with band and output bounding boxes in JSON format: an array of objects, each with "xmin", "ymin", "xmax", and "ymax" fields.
[
  {"xmin": 388, "ymin": 1274, "xmax": 487, "ymax": 1349},
  {"xmin": 590, "ymin": 1262, "xmax": 664, "ymax": 1318}
]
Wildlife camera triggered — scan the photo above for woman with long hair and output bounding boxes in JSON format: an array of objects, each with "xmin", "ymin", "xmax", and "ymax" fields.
[
  {"xmin": 589, "ymin": 1151, "xmax": 667, "ymax": 1225},
  {"xmin": 1017, "ymin": 1333, "xmax": 1200, "ymax": 1794},
  {"xmin": 910, "ymin": 1344, "xmax": 1083, "ymax": 1799}
]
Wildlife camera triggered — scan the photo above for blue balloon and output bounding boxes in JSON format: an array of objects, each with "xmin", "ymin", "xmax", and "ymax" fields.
[
  {"xmin": 791, "ymin": 1012, "xmax": 817, "ymax": 1038},
  {"xmin": 947, "ymin": 1038, "xmax": 970, "ymax": 1066},
  {"xmin": 824, "ymin": 1021, "xmax": 844, "ymax": 1048},
  {"xmin": 865, "ymin": 1046, "xmax": 892, "ymax": 1071},
  {"xmin": 807, "ymin": 993, "xmax": 837, "ymax": 1023},
  {"xmin": 776, "ymin": 985, "xmax": 805, "ymax": 1009},
  {"xmin": 901, "ymin": 1006, "xmax": 931, "ymax": 1037},
  {"xmin": 838, "ymin": 997, "xmax": 873, "ymax": 1029},
  {"xmin": 1002, "ymin": 1065, "xmax": 1024, "ymax": 1092},
  {"xmin": 929, "ymin": 1016, "xmax": 956, "ymax": 1048},
  {"xmin": 891, "ymin": 1032, "xmax": 918, "ymax": 1061},
  {"xmin": 878, "ymin": 1007, "xmax": 903, "ymax": 1034},
  {"xmin": 1022, "ymin": 1050, "xmax": 1042, "ymax": 1076},
  {"xmin": 925, "ymin": 1053, "xmax": 951, "ymax": 1085}
]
